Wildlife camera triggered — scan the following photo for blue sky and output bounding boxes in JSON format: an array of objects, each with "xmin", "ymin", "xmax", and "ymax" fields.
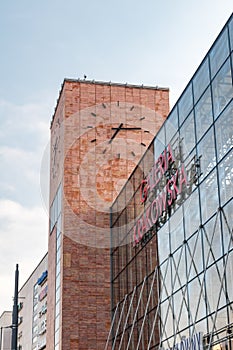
[{"xmin": 0, "ymin": 0, "xmax": 232, "ymax": 314}]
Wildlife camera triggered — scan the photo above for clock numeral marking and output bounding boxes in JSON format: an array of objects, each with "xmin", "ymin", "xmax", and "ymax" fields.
[
  {"xmin": 117, "ymin": 101, "xmax": 119, "ymax": 107},
  {"xmin": 91, "ymin": 139, "xmax": 96, "ymax": 143},
  {"xmin": 91, "ymin": 112, "xmax": 97, "ymax": 117},
  {"xmin": 131, "ymin": 151, "xmax": 136, "ymax": 157},
  {"xmin": 102, "ymin": 103, "xmax": 106, "ymax": 108},
  {"xmin": 130, "ymin": 105, "xmax": 134, "ymax": 111},
  {"xmin": 102, "ymin": 148, "xmax": 107, "ymax": 154},
  {"xmin": 144, "ymin": 130, "xmax": 149, "ymax": 133},
  {"xmin": 140, "ymin": 116, "xmax": 145, "ymax": 120},
  {"xmin": 87, "ymin": 125, "xmax": 93, "ymax": 128},
  {"xmin": 141, "ymin": 142, "xmax": 146, "ymax": 147}
]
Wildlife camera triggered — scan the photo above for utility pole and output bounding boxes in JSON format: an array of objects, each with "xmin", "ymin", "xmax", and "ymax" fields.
[{"xmin": 11, "ymin": 264, "xmax": 19, "ymax": 350}]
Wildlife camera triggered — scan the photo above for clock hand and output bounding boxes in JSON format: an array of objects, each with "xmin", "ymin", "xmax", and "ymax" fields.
[
  {"xmin": 111, "ymin": 127, "xmax": 141, "ymax": 130},
  {"xmin": 109, "ymin": 123, "xmax": 123, "ymax": 143}
]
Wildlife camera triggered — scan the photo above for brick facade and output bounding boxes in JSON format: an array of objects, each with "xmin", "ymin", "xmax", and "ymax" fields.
[{"xmin": 47, "ymin": 80, "xmax": 169, "ymax": 350}]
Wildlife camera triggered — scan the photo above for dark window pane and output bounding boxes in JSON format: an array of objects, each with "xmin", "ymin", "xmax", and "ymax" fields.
[
  {"xmin": 212, "ymin": 58, "xmax": 233, "ymax": 119},
  {"xmin": 210, "ymin": 28, "xmax": 230, "ymax": 78},
  {"xmin": 215, "ymin": 100, "xmax": 233, "ymax": 162},
  {"xmin": 193, "ymin": 57, "xmax": 210, "ymax": 103},
  {"xmin": 195, "ymin": 87, "xmax": 213, "ymax": 141}
]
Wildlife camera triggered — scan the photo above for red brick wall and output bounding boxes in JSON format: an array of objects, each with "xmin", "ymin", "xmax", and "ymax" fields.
[{"xmin": 47, "ymin": 80, "xmax": 169, "ymax": 350}]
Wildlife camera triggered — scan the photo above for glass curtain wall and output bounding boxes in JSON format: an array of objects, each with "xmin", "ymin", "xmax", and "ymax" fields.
[{"xmin": 110, "ymin": 14, "xmax": 233, "ymax": 350}]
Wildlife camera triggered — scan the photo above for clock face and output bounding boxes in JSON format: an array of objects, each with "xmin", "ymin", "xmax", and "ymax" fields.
[
  {"xmin": 62, "ymin": 101, "xmax": 163, "ymax": 247},
  {"xmin": 51, "ymin": 118, "xmax": 62, "ymax": 179}
]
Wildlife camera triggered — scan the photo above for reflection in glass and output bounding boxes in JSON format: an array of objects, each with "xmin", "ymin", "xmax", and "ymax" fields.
[
  {"xmin": 200, "ymin": 169, "xmax": 219, "ymax": 224},
  {"xmin": 215, "ymin": 100, "xmax": 233, "ymax": 161},
  {"xmin": 212, "ymin": 58, "xmax": 233, "ymax": 119},
  {"xmin": 210, "ymin": 28, "xmax": 229, "ymax": 78},
  {"xmin": 218, "ymin": 150, "xmax": 233, "ymax": 206},
  {"xmin": 160, "ymin": 260, "xmax": 172, "ymax": 301},
  {"xmin": 197, "ymin": 127, "xmax": 216, "ymax": 181},
  {"xmin": 195, "ymin": 87, "xmax": 213, "ymax": 142},
  {"xmin": 160, "ymin": 298, "xmax": 174, "ymax": 340},
  {"xmin": 193, "ymin": 57, "xmax": 210, "ymax": 104}
]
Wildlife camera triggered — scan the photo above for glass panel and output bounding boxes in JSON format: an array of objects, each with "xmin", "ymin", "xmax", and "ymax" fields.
[
  {"xmin": 173, "ymin": 288, "xmax": 189, "ymax": 332},
  {"xmin": 229, "ymin": 15, "xmax": 233, "ymax": 52},
  {"xmin": 212, "ymin": 58, "xmax": 233, "ymax": 119},
  {"xmin": 178, "ymin": 84, "xmax": 193, "ymax": 126},
  {"xmin": 166, "ymin": 107, "xmax": 178, "ymax": 145},
  {"xmin": 186, "ymin": 231, "xmax": 203, "ymax": 280},
  {"xmin": 195, "ymin": 87, "xmax": 213, "ymax": 142},
  {"xmin": 218, "ymin": 149, "xmax": 233, "ymax": 206},
  {"xmin": 202, "ymin": 214, "xmax": 222, "ymax": 266},
  {"xmin": 160, "ymin": 298, "xmax": 174, "ymax": 340},
  {"xmin": 172, "ymin": 247, "xmax": 186, "ymax": 291},
  {"xmin": 215, "ymin": 100, "xmax": 233, "ymax": 162},
  {"xmin": 160, "ymin": 260, "xmax": 172, "ymax": 301},
  {"xmin": 170, "ymin": 206, "xmax": 184, "ymax": 252},
  {"xmin": 55, "ymin": 329, "xmax": 60, "ymax": 345},
  {"xmin": 157, "ymin": 221, "xmax": 170, "ymax": 264},
  {"xmin": 184, "ymin": 189, "xmax": 200, "ymax": 239},
  {"xmin": 221, "ymin": 199, "xmax": 233, "ymax": 254},
  {"xmin": 205, "ymin": 261, "xmax": 226, "ymax": 313},
  {"xmin": 200, "ymin": 169, "xmax": 219, "ymax": 224},
  {"xmin": 193, "ymin": 57, "xmax": 210, "ymax": 103},
  {"xmin": 210, "ymin": 28, "xmax": 230, "ymax": 78},
  {"xmin": 225, "ymin": 250, "xmax": 233, "ymax": 304},
  {"xmin": 180, "ymin": 112, "xmax": 195, "ymax": 158},
  {"xmin": 188, "ymin": 275, "xmax": 207, "ymax": 323},
  {"xmin": 154, "ymin": 126, "xmax": 165, "ymax": 160},
  {"xmin": 197, "ymin": 127, "xmax": 216, "ymax": 181}
]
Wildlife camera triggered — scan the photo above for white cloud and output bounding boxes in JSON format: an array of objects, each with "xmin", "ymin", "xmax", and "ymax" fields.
[
  {"xmin": 0, "ymin": 99, "xmax": 51, "ymax": 207},
  {"xmin": 0, "ymin": 199, "xmax": 48, "ymax": 314},
  {"xmin": 0, "ymin": 98, "xmax": 51, "ymax": 314}
]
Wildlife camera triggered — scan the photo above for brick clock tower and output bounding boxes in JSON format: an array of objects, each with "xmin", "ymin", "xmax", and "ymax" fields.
[{"xmin": 46, "ymin": 79, "xmax": 169, "ymax": 350}]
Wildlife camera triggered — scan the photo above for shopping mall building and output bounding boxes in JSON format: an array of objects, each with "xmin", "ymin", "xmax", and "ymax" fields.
[{"xmin": 109, "ymin": 13, "xmax": 233, "ymax": 350}]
